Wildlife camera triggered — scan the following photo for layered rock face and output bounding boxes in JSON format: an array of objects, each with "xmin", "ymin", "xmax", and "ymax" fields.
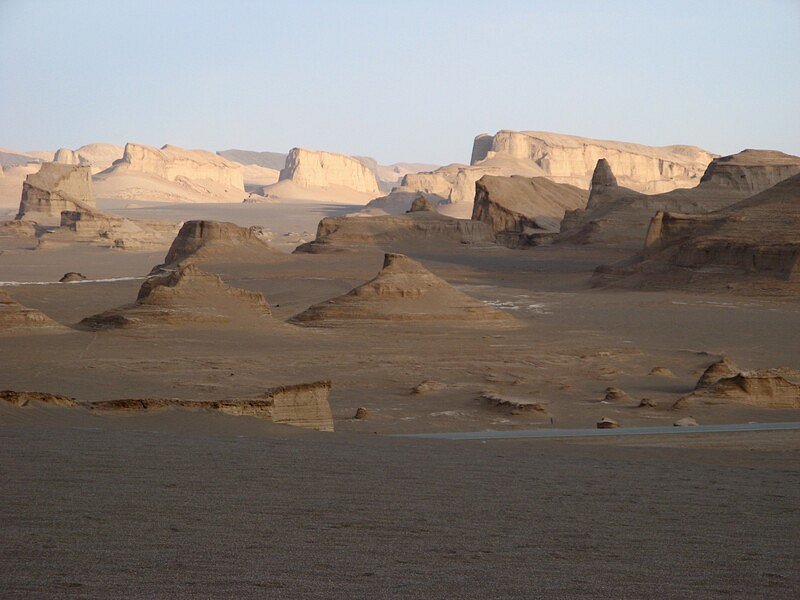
[
  {"xmin": 111, "ymin": 143, "xmax": 244, "ymax": 190},
  {"xmin": 558, "ymin": 152, "xmax": 800, "ymax": 247},
  {"xmin": 294, "ymin": 210, "xmax": 494, "ymax": 253},
  {"xmin": 472, "ymin": 175, "xmax": 588, "ymax": 245},
  {"xmin": 0, "ymin": 290, "xmax": 64, "ymax": 334},
  {"xmin": 291, "ymin": 253, "xmax": 515, "ymax": 324},
  {"xmin": 699, "ymin": 149, "xmax": 800, "ymax": 193},
  {"xmin": 1, "ymin": 382, "xmax": 334, "ymax": 431},
  {"xmin": 633, "ymin": 173, "xmax": 800, "ymax": 287},
  {"xmin": 675, "ymin": 369, "xmax": 800, "ymax": 409},
  {"xmin": 16, "ymin": 163, "xmax": 95, "ymax": 225},
  {"xmin": 159, "ymin": 220, "xmax": 286, "ymax": 267},
  {"xmin": 80, "ymin": 264, "xmax": 271, "ymax": 329},
  {"xmin": 471, "ymin": 130, "xmax": 716, "ymax": 193},
  {"xmin": 279, "ymin": 147, "xmax": 381, "ymax": 195}
]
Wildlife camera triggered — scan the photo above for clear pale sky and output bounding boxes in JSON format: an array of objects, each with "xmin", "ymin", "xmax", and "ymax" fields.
[{"xmin": 1, "ymin": 0, "xmax": 798, "ymax": 164}]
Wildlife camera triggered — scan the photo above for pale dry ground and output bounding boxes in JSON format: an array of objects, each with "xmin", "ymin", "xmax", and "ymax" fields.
[{"xmin": 1, "ymin": 199, "xmax": 799, "ymax": 597}]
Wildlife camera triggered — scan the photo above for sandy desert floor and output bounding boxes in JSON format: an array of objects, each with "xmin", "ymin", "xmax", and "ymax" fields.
[{"xmin": 1, "ymin": 198, "xmax": 799, "ymax": 598}]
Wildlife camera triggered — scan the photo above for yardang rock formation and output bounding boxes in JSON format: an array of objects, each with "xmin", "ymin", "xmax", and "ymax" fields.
[{"xmin": 291, "ymin": 253, "xmax": 515, "ymax": 324}]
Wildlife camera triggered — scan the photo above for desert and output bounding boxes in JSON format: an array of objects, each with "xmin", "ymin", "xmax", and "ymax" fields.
[{"xmin": 1, "ymin": 2, "xmax": 799, "ymax": 598}]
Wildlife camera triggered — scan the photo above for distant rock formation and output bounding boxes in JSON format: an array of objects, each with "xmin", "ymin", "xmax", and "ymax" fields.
[
  {"xmin": 278, "ymin": 147, "xmax": 381, "ymax": 195},
  {"xmin": 80, "ymin": 264, "xmax": 271, "ymax": 329},
  {"xmin": 471, "ymin": 130, "xmax": 716, "ymax": 193},
  {"xmin": 0, "ymin": 290, "xmax": 65, "ymax": 334},
  {"xmin": 290, "ymin": 253, "xmax": 515, "ymax": 324},
  {"xmin": 158, "ymin": 220, "xmax": 287, "ymax": 268},
  {"xmin": 59, "ymin": 272, "xmax": 87, "ymax": 283},
  {"xmin": 94, "ymin": 143, "xmax": 245, "ymax": 203},
  {"xmin": 217, "ymin": 149, "xmax": 288, "ymax": 171},
  {"xmin": 294, "ymin": 209, "xmax": 494, "ymax": 253},
  {"xmin": 696, "ymin": 357, "xmax": 740, "ymax": 389},
  {"xmin": 590, "ymin": 158, "xmax": 618, "ymax": 191},
  {"xmin": 699, "ymin": 149, "xmax": 800, "ymax": 193},
  {"xmin": 407, "ymin": 195, "xmax": 436, "ymax": 213},
  {"xmin": 471, "ymin": 175, "xmax": 587, "ymax": 246},
  {"xmin": 559, "ymin": 150, "xmax": 800, "ymax": 248},
  {"xmin": 611, "ymin": 172, "xmax": 800, "ymax": 292},
  {"xmin": 53, "ymin": 148, "xmax": 81, "ymax": 165},
  {"xmin": 16, "ymin": 163, "xmax": 95, "ymax": 225},
  {"xmin": 603, "ymin": 387, "xmax": 632, "ymax": 403},
  {"xmin": 1, "ymin": 382, "xmax": 334, "ymax": 431}
]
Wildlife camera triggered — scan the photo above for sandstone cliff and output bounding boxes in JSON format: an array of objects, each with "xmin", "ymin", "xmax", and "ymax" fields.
[
  {"xmin": 291, "ymin": 253, "xmax": 515, "ymax": 324},
  {"xmin": 16, "ymin": 163, "xmax": 95, "ymax": 225},
  {"xmin": 472, "ymin": 130, "xmax": 716, "ymax": 193},
  {"xmin": 279, "ymin": 147, "xmax": 381, "ymax": 195},
  {"xmin": 558, "ymin": 151, "xmax": 799, "ymax": 247},
  {"xmin": 94, "ymin": 143, "xmax": 245, "ymax": 203},
  {"xmin": 471, "ymin": 175, "xmax": 588, "ymax": 245},
  {"xmin": 603, "ymin": 172, "xmax": 800, "ymax": 293}
]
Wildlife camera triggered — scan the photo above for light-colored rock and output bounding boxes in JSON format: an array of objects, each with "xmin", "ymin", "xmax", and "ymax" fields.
[
  {"xmin": 16, "ymin": 162, "xmax": 95, "ymax": 225},
  {"xmin": 0, "ymin": 390, "xmax": 77, "ymax": 407},
  {"xmin": 649, "ymin": 366, "xmax": 674, "ymax": 377},
  {"xmin": 481, "ymin": 391, "xmax": 547, "ymax": 413},
  {"xmin": 53, "ymin": 148, "xmax": 82, "ymax": 165},
  {"xmin": 674, "ymin": 417, "xmax": 699, "ymax": 426},
  {"xmin": 472, "ymin": 130, "xmax": 716, "ymax": 193},
  {"xmin": 279, "ymin": 147, "xmax": 381, "ymax": 195},
  {"xmin": 290, "ymin": 253, "xmax": 516, "ymax": 325},
  {"xmin": 353, "ymin": 406, "xmax": 369, "ymax": 419},
  {"xmin": 412, "ymin": 380, "xmax": 447, "ymax": 394}
]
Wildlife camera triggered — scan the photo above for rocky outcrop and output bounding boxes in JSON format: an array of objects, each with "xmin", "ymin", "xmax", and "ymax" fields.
[
  {"xmin": 675, "ymin": 370, "xmax": 800, "ymax": 409},
  {"xmin": 291, "ymin": 253, "xmax": 516, "ymax": 325},
  {"xmin": 590, "ymin": 158, "xmax": 618, "ymax": 190},
  {"xmin": 38, "ymin": 207, "xmax": 179, "ymax": 250},
  {"xmin": 80, "ymin": 264, "xmax": 271, "ymax": 329},
  {"xmin": 59, "ymin": 272, "xmax": 87, "ymax": 283},
  {"xmin": 158, "ymin": 220, "xmax": 286, "ymax": 268},
  {"xmin": 612, "ymin": 173, "xmax": 800, "ymax": 291},
  {"xmin": 0, "ymin": 290, "xmax": 65, "ymax": 334},
  {"xmin": 696, "ymin": 357, "xmax": 740, "ymax": 389},
  {"xmin": 603, "ymin": 387, "xmax": 632, "ymax": 403},
  {"xmin": 16, "ymin": 163, "xmax": 95, "ymax": 225},
  {"xmin": 482, "ymin": 391, "xmax": 547, "ymax": 414},
  {"xmin": 558, "ymin": 150, "xmax": 800, "ymax": 251},
  {"xmin": 112, "ymin": 143, "xmax": 244, "ymax": 189},
  {"xmin": 1, "ymin": 382, "xmax": 334, "ymax": 431},
  {"xmin": 294, "ymin": 210, "xmax": 494, "ymax": 253},
  {"xmin": 596, "ymin": 417, "xmax": 620, "ymax": 429},
  {"xmin": 53, "ymin": 148, "xmax": 81, "ymax": 165},
  {"xmin": 471, "ymin": 130, "xmax": 716, "ymax": 193},
  {"xmin": 279, "ymin": 148, "xmax": 381, "ymax": 195},
  {"xmin": 471, "ymin": 175, "xmax": 587, "ymax": 246},
  {"xmin": 408, "ymin": 195, "xmax": 436, "ymax": 213},
  {"xmin": 94, "ymin": 143, "xmax": 245, "ymax": 203},
  {"xmin": 217, "ymin": 149, "xmax": 288, "ymax": 171},
  {"xmin": 699, "ymin": 149, "xmax": 800, "ymax": 194}
]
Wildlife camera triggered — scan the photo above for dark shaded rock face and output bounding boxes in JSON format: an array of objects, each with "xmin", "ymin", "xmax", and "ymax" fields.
[
  {"xmin": 59, "ymin": 272, "xmax": 87, "ymax": 283},
  {"xmin": 590, "ymin": 158, "xmax": 618, "ymax": 190}
]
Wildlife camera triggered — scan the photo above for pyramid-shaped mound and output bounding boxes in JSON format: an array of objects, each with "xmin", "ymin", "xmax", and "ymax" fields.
[
  {"xmin": 158, "ymin": 220, "xmax": 287, "ymax": 269},
  {"xmin": 291, "ymin": 253, "xmax": 515, "ymax": 324},
  {"xmin": 0, "ymin": 290, "xmax": 65, "ymax": 334},
  {"xmin": 80, "ymin": 264, "xmax": 271, "ymax": 329}
]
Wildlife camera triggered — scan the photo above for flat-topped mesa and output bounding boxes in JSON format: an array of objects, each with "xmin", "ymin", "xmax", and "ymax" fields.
[
  {"xmin": 294, "ymin": 209, "xmax": 494, "ymax": 253},
  {"xmin": 698, "ymin": 149, "xmax": 800, "ymax": 194},
  {"xmin": 279, "ymin": 147, "xmax": 381, "ymax": 195},
  {"xmin": 112, "ymin": 143, "xmax": 245, "ymax": 190},
  {"xmin": 472, "ymin": 174, "xmax": 588, "ymax": 246},
  {"xmin": 80, "ymin": 264, "xmax": 271, "ymax": 329},
  {"xmin": 0, "ymin": 290, "xmax": 65, "ymax": 334},
  {"xmin": 159, "ymin": 219, "xmax": 286, "ymax": 267},
  {"xmin": 16, "ymin": 162, "xmax": 95, "ymax": 225},
  {"xmin": 471, "ymin": 130, "xmax": 717, "ymax": 193},
  {"xmin": 290, "ymin": 252, "xmax": 515, "ymax": 324}
]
